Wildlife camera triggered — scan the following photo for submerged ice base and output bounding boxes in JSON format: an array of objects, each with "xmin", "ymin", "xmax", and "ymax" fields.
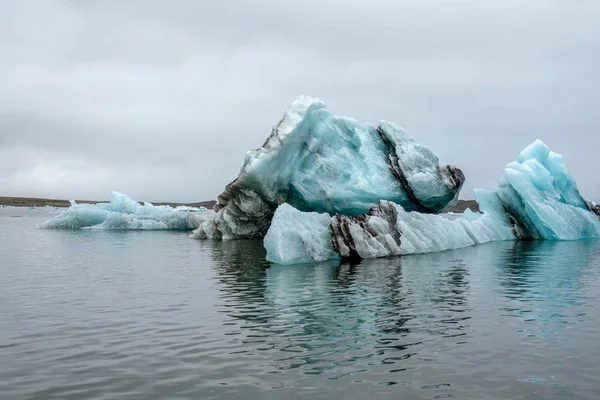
[
  {"xmin": 265, "ymin": 140, "xmax": 600, "ymax": 265},
  {"xmin": 38, "ymin": 192, "xmax": 207, "ymax": 230}
]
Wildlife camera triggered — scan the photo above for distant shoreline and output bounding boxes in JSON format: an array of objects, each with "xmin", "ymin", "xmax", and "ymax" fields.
[
  {"xmin": 0, "ymin": 196, "xmax": 218, "ymax": 210},
  {"xmin": 445, "ymin": 200, "xmax": 480, "ymax": 213},
  {"xmin": 0, "ymin": 196, "xmax": 478, "ymax": 213}
]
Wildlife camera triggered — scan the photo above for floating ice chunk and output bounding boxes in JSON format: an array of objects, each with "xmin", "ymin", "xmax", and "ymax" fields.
[
  {"xmin": 497, "ymin": 140, "xmax": 600, "ymax": 240},
  {"xmin": 395, "ymin": 194, "xmax": 516, "ymax": 256},
  {"xmin": 37, "ymin": 192, "xmax": 205, "ymax": 230},
  {"xmin": 265, "ymin": 196, "xmax": 516, "ymax": 265},
  {"xmin": 174, "ymin": 205, "xmax": 207, "ymax": 212},
  {"xmin": 263, "ymin": 203, "xmax": 339, "ymax": 265},
  {"xmin": 264, "ymin": 140, "xmax": 600, "ymax": 265},
  {"xmin": 194, "ymin": 96, "xmax": 464, "ymax": 239}
]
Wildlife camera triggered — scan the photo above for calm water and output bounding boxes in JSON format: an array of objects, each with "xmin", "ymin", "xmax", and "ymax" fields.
[{"xmin": 1, "ymin": 208, "xmax": 600, "ymax": 400}]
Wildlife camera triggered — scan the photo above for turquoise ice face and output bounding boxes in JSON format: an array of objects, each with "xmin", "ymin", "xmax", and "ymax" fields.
[
  {"xmin": 265, "ymin": 140, "xmax": 600, "ymax": 265},
  {"xmin": 497, "ymin": 140, "xmax": 600, "ymax": 240},
  {"xmin": 195, "ymin": 95, "xmax": 464, "ymax": 239}
]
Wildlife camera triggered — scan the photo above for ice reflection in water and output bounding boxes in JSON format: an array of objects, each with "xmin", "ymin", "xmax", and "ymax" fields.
[
  {"xmin": 208, "ymin": 239, "xmax": 600, "ymax": 398},
  {"xmin": 1, "ymin": 209, "xmax": 599, "ymax": 399}
]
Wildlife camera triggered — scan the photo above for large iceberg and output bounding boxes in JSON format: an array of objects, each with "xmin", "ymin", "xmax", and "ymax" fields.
[
  {"xmin": 38, "ymin": 192, "xmax": 207, "ymax": 230},
  {"xmin": 192, "ymin": 96, "xmax": 464, "ymax": 239},
  {"xmin": 265, "ymin": 140, "xmax": 600, "ymax": 265},
  {"xmin": 36, "ymin": 95, "xmax": 600, "ymax": 266}
]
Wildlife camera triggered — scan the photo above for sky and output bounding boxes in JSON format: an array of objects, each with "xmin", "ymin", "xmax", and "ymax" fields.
[{"xmin": 1, "ymin": 1, "xmax": 600, "ymax": 203}]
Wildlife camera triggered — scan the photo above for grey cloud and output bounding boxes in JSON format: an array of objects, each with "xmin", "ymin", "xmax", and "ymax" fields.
[{"xmin": 1, "ymin": 0, "xmax": 599, "ymax": 202}]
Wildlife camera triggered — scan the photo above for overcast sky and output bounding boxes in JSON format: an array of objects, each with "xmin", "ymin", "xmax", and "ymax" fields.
[{"xmin": 1, "ymin": 1, "xmax": 599, "ymax": 203}]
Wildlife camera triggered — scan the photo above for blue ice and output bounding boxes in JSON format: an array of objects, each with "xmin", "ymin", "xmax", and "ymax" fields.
[
  {"xmin": 265, "ymin": 140, "xmax": 600, "ymax": 265},
  {"xmin": 193, "ymin": 96, "xmax": 463, "ymax": 239},
  {"xmin": 37, "ymin": 192, "xmax": 207, "ymax": 230}
]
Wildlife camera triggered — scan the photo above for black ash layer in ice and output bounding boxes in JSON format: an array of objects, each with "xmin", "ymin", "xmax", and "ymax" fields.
[
  {"xmin": 264, "ymin": 140, "xmax": 600, "ymax": 264},
  {"xmin": 192, "ymin": 96, "xmax": 464, "ymax": 240}
]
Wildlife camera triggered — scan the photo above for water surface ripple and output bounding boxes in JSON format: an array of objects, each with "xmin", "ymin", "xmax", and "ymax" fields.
[{"xmin": 1, "ymin": 208, "xmax": 599, "ymax": 399}]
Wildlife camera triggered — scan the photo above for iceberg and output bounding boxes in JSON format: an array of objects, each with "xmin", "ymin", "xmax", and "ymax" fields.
[
  {"xmin": 192, "ymin": 96, "xmax": 464, "ymax": 239},
  {"xmin": 36, "ymin": 95, "xmax": 598, "ymax": 266},
  {"xmin": 37, "ymin": 192, "xmax": 207, "ymax": 230},
  {"xmin": 496, "ymin": 140, "xmax": 600, "ymax": 240},
  {"xmin": 265, "ymin": 140, "xmax": 600, "ymax": 265}
]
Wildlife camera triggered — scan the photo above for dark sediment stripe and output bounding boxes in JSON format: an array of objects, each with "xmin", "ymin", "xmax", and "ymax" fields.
[
  {"xmin": 330, "ymin": 201, "xmax": 402, "ymax": 260},
  {"xmin": 330, "ymin": 214, "xmax": 362, "ymax": 260},
  {"xmin": 503, "ymin": 205, "xmax": 536, "ymax": 240},
  {"xmin": 442, "ymin": 166, "xmax": 466, "ymax": 196},
  {"xmin": 376, "ymin": 127, "xmax": 434, "ymax": 213},
  {"xmin": 498, "ymin": 188, "xmax": 538, "ymax": 240},
  {"xmin": 375, "ymin": 126, "xmax": 465, "ymax": 214},
  {"xmin": 583, "ymin": 198, "xmax": 600, "ymax": 221},
  {"xmin": 590, "ymin": 205, "xmax": 600, "ymax": 219}
]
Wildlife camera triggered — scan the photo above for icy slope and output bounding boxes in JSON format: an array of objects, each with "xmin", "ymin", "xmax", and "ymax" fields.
[
  {"xmin": 497, "ymin": 140, "xmax": 600, "ymax": 240},
  {"xmin": 38, "ymin": 192, "xmax": 206, "ymax": 230},
  {"xmin": 265, "ymin": 140, "xmax": 600, "ymax": 265},
  {"xmin": 193, "ymin": 96, "xmax": 464, "ymax": 239}
]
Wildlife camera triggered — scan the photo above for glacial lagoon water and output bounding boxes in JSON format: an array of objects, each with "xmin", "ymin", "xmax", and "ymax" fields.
[{"xmin": 1, "ymin": 207, "xmax": 600, "ymax": 399}]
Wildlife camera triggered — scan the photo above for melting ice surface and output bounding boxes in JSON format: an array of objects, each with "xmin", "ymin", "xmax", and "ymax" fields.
[
  {"xmin": 36, "ymin": 96, "xmax": 600, "ymax": 266},
  {"xmin": 193, "ymin": 96, "xmax": 464, "ymax": 239},
  {"xmin": 497, "ymin": 140, "xmax": 600, "ymax": 240},
  {"xmin": 38, "ymin": 192, "xmax": 207, "ymax": 230},
  {"xmin": 265, "ymin": 140, "xmax": 600, "ymax": 265}
]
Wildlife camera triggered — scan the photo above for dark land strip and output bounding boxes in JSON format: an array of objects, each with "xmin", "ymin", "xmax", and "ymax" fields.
[
  {"xmin": 1, "ymin": 196, "xmax": 477, "ymax": 213},
  {"xmin": 0, "ymin": 196, "xmax": 218, "ymax": 210}
]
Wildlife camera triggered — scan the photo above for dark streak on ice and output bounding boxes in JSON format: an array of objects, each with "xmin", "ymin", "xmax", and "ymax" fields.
[
  {"xmin": 376, "ymin": 126, "xmax": 465, "ymax": 214},
  {"xmin": 584, "ymin": 199, "xmax": 600, "ymax": 221},
  {"xmin": 330, "ymin": 200, "xmax": 402, "ymax": 260},
  {"xmin": 376, "ymin": 127, "xmax": 433, "ymax": 214}
]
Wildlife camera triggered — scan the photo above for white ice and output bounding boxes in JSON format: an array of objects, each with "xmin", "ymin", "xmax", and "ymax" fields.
[
  {"xmin": 263, "ymin": 203, "xmax": 340, "ymax": 265},
  {"xmin": 193, "ymin": 95, "xmax": 463, "ymax": 239},
  {"xmin": 264, "ymin": 140, "xmax": 600, "ymax": 265},
  {"xmin": 264, "ymin": 192, "xmax": 515, "ymax": 265},
  {"xmin": 37, "ymin": 192, "xmax": 207, "ymax": 230}
]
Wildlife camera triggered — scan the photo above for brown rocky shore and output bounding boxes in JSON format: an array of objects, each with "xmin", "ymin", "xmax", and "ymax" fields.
[{"xmin": 0, "ymin": 196, "xmax": 478, "ymax": 213}]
